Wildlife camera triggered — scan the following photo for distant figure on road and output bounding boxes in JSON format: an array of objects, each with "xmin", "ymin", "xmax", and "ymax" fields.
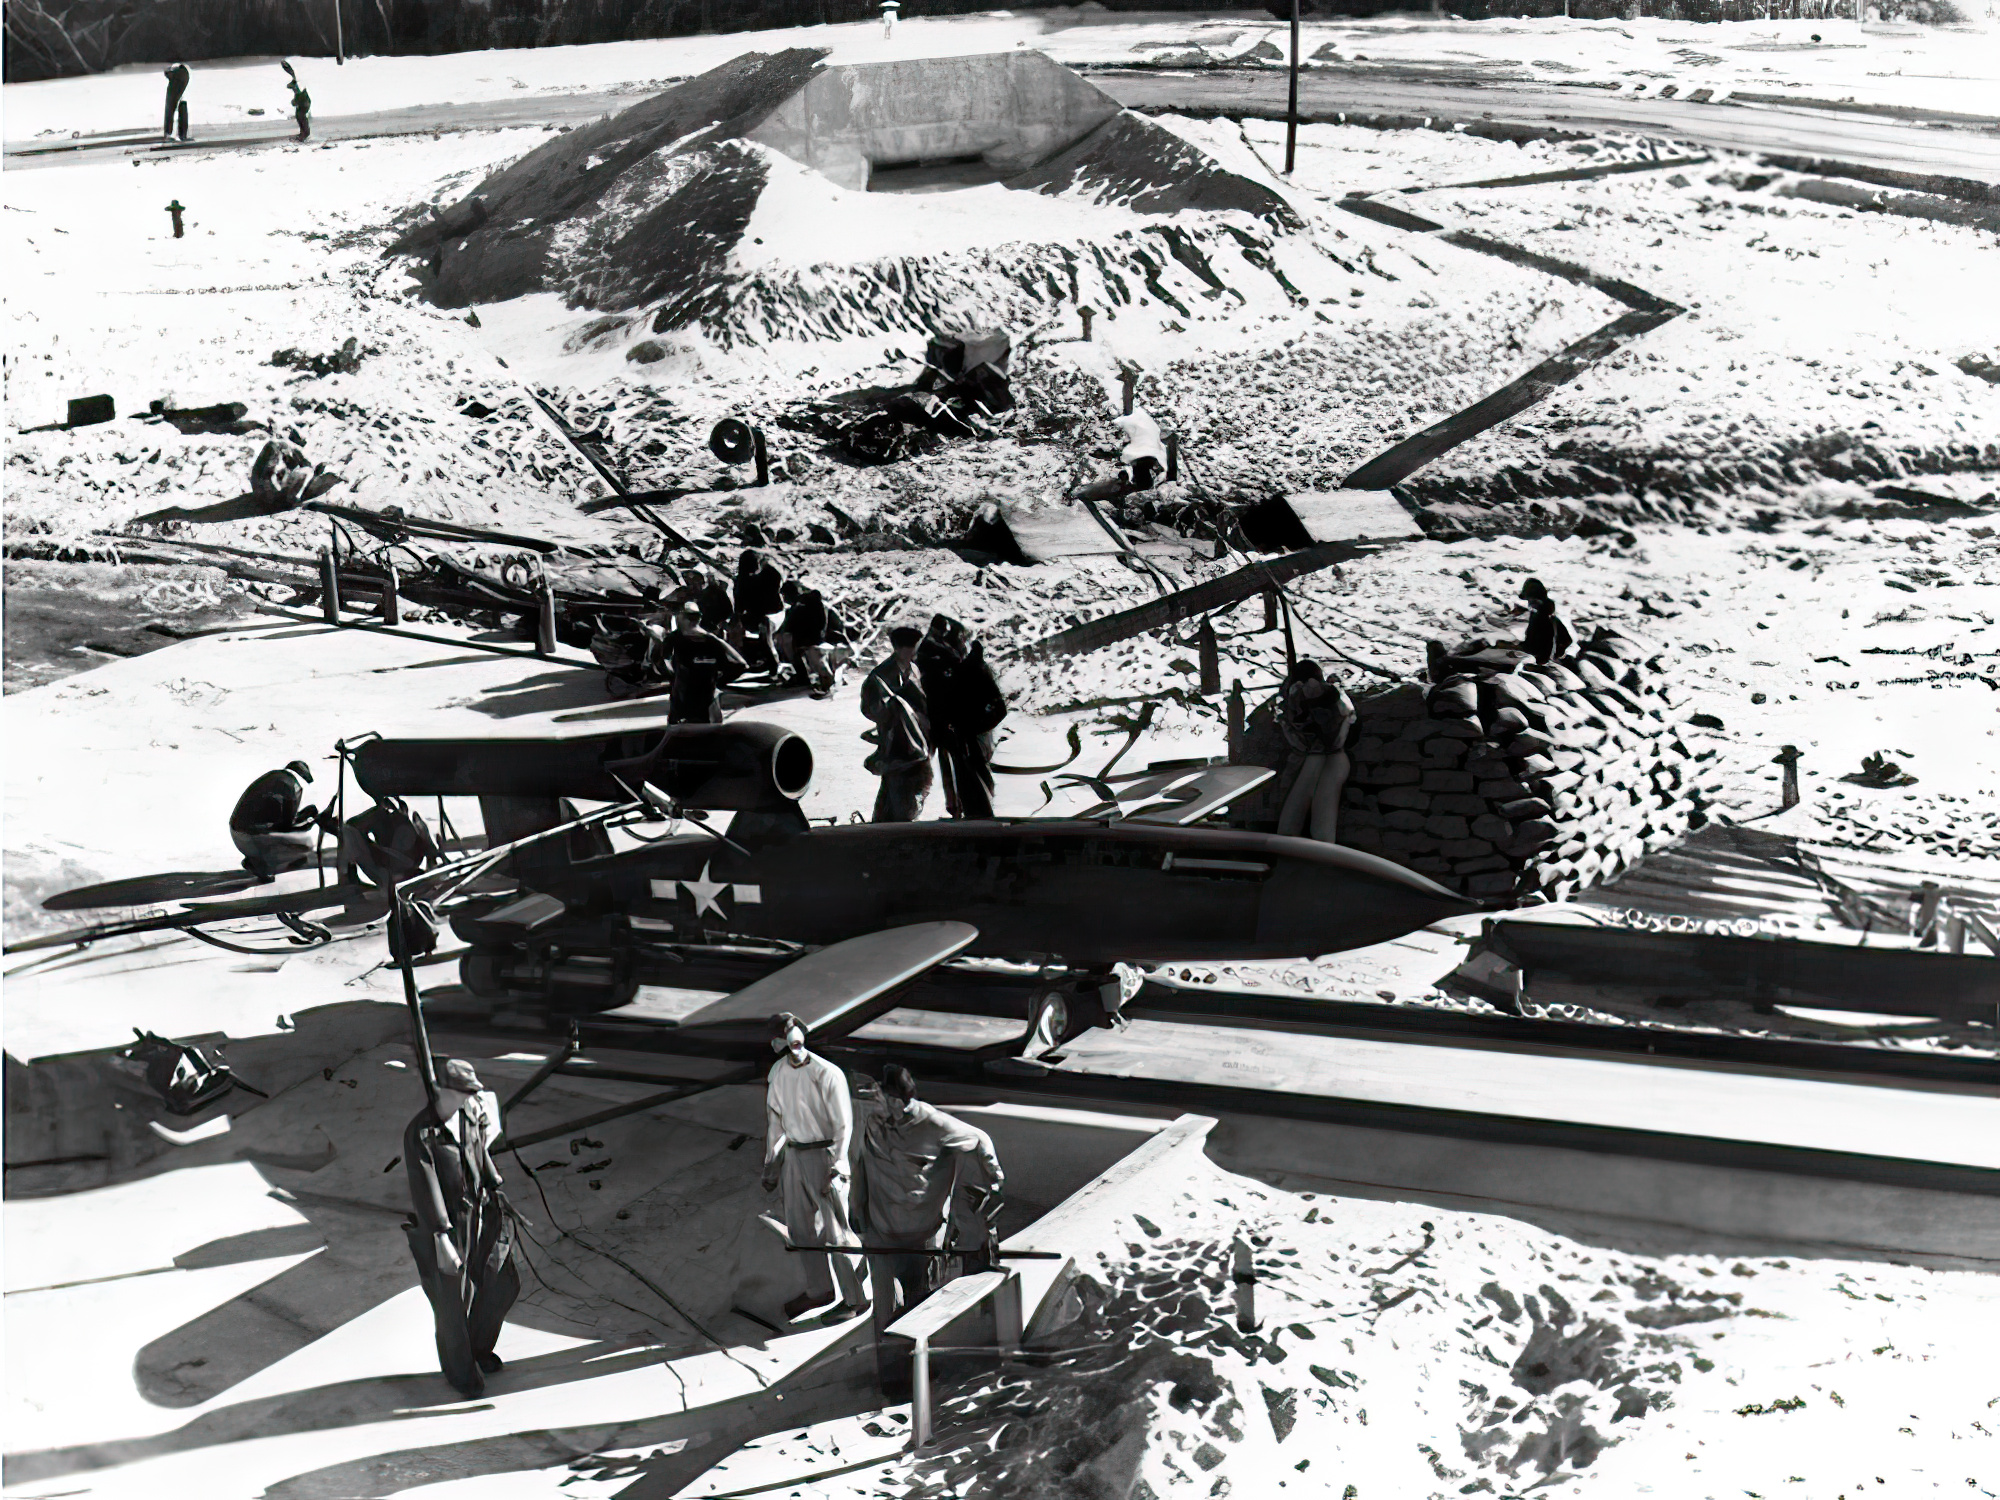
[
  {"xmin": 853, "ymin": 1064, "xmax": 1003, "ymax": 1398},
  {"xmin": 403, "ymin": 1058, "xmax": 519, "ymax": 1397},
  {"xmin": 1520, "ymin": 577, "xmax": 1575, "ymax": 665},
  {"xmin": 282, "ymin": 61, "xmax": 312, "ymax": 142},
  {"xmin": 762, "ymin": 1012, "xmax": 867, "ymax": 1322},
  {"xmin": 663, "ymin": 598, "xmax": 746, "ymax": 724},
  {"xmin": 162, "ymin": 62, "xmax": 191, "ymax": 142},
  {"xmin": 229, "ymin": 758, "xmax": 330, "ymax": 879},
  {"xmin": 1275, "ymin": 660, "xmax": 1356, "ymax": 845},
  {"xmin": 861, "ymin": 626, "xmax": 932, "ymax": 823}
]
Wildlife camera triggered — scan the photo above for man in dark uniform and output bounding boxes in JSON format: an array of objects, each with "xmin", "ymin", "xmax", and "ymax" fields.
[
  {"xmin": 162, "ymin": 62, "xmax": 191, "ymax": 142},
  {"xmin": 665, "ymin": 598, "xmax": 747, "ymax": 725},
  {"xmin": 861, "ymin": 626, "xmax": 932, "ymax": 822},
  {"xmin": 1520, "ymin": 577, "xmax": 1575, "ymax": 665},
  {"xmin": 229, "ymin": 759, "xmax": 330, "ymax": 879},
  {"xmin": 732, "ymin": 549, "xmax": 785, "ymax": 673},
  {"xmin": 853, "ymin": 1065, "xmax": 1003, "ymax": 1398},
  {"xmin": 777, "ymin": 584, "xmax": 834, "ymax": 698},
  {"xmin": 404, "ymin": 1058, "xmax": 519, "ymax": 1397},
  {"xmin": 695, "ymin": 567, "xmax": 735, "ymax": 636},
  {"xmin": 918, "ymin": 617, "xmax": 1008, "ymax": 821}
]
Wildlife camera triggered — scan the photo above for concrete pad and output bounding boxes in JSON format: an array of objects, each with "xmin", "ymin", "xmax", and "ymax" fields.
[{"xmin": 747, "ymin": 52, "xmax": 1120, "ymax": 191}]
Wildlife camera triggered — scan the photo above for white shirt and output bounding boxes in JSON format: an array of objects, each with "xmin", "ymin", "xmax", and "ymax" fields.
[{"xmin": 765, "ymin": 1050, "xmax": 853, "ymax": 1169}]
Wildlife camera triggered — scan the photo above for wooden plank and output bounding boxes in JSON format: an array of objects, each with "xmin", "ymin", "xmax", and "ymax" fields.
[
  {"xmin": 1028, "ymin": 541, "xmax": 1362, "ymax": 658},
  {"xmin": 884, "ymin": 1269, "xmax": 1009, "ymax": 1342}
]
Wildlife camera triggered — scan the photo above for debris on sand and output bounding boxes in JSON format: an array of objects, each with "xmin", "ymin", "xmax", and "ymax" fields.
[
  {"xmin": 270, "ymin": 336, "xmax": 374, "ymax": 378},
  {"xmin": 1841, "ymin": 751, "xmax": 1918, "ymax": 789}
]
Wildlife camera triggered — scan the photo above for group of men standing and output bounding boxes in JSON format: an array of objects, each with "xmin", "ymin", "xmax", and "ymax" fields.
[
  {"xmin": 860, "ymin": 614, "xmax": 1008, "ymax": 824},
  {"xmin": 762, "ymin": 1013, "xmax": 1002, "ymax": 1397},
  {"xmin": 391, "ymin": 1020, "xmax": 1000, "ymax": 1403}
]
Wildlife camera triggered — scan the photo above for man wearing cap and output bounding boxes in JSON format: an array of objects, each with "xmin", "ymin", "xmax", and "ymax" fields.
[
  {"xmin": 663, "ymin": 597, "xmax": 747, "ymax": 725},
  {"xmin": 852, "ymin": 1064, "xmax": 1003, "ymax": 1397},
  {"xmin": 762, "ymin": 1012, "xmax": 866, "ymax": 1321},
  {"xmin": 403, "ymin": 1058, "xmax": 519, "ymax": 1397},
  {"xmin": 229, "ymin": 759, "xmax": 332, "ymax": 880}
]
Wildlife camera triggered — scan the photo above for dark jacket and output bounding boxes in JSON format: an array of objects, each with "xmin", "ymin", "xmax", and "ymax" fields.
[
  {"xmin": 780, "ymin": 593, "xmax": 828, "ymax": 649},
  {"xmin": 918, "ymin": 637, "xmax": 1007, "ymax": 751},
  {"xmin": 1525, "ymin": 602, "xmax": 1575, "ymax": 665},
  {"xmin": 404, "ymin": 1098, "xmax": 503, "ymax": 1241},
  {"xmin": 696, "ymin": 580, "xmax": 734, "ymax": 631},
  {"xmin": 734, "ymin": 560, "xmax": 784, "ymax": 620},
  {"xmin": 1280, "ymin": 681, "xmax": 1356, "ymax": 757},
  {"xmin": 862, "ymin": 656, "xmax": 927, "ymax": 728},
  {"xmin": 230, "ymin": 768, "xmax": 313, "ymax": 835}
]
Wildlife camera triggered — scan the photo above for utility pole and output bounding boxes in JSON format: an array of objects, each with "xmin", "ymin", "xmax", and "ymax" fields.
[
  {"xmin": 333, "ymin": 0, "xmax": 344, "ymax": 64},
  {"xmin": 1285, "ymin": 0, "xmax": 1300, "ymax": 175}
]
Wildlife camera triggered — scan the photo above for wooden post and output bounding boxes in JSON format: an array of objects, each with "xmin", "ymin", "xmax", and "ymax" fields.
[
  {"xmin": 1232, "ymin": 1236, "xmax": 1259, "ymax": 1333},
  {"xmin": 752, "ymin": 426, "xmax": 770, "ymax": 487},
  {"xmin": 1773, "ymin": 744, "xmax": 1801, "ymax": 810},
  {"xmin": 1914, "ymin": 881, "xmax": 1942, "ymax": 948},
  {"xmin": 1262, "ymin": 589, "xmax": 1278, "ymax": 632},
  {"xmin": 1198, "ymin": 618, "xmax": 1220, "ymax": 696},
  {"xmin": 318, "ymin": 548, "xmax": 341, "ymax": 623},
  {"xmin": 536, "ymin": 573, "xmax": 558, "ymax": 657},
  {"xmin": 1078, "ymin": 305, "xmax": 1094, "ymax": 342},
  {"xmin": 910, "ymin": 1335, "xmax": 933, "ymax": 1448},
  {"xmin": 380, "ymin": 562, "xmax": 400, "ymax": 626},
  {"xmin": 1286, "ymin": 0, "xmax": 1301, "ymax": 175},
  {"xmin": 1227, "ymin": 679, "xmax": 1245, "ymax": 761},
  {"xmin": 1165, "ymin": 432, "xmax": 1179, "ymax": 482},
  {"xmin": 1119, "ymin": 366, "xmax": 1138, "ymax": 417}
]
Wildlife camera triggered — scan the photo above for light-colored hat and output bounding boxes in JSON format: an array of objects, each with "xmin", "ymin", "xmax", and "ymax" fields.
[{"xmin": 437, "ymin": 1058, "xmax": 482, "ymax": 1094}]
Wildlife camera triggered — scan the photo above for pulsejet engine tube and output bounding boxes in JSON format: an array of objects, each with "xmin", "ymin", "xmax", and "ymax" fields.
[{"xmin": 350, "ymin": 722, "xmax": 815, "ymax": 811}]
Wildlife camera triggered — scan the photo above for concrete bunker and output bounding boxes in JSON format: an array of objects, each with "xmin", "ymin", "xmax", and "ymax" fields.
[{"xmin": 745, "ymin": 51, "xmax": 1121, "ymax": 193}]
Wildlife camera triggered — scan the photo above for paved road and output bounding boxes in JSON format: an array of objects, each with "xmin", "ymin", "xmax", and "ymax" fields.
[
  {"xmin": 8, "ymin": 68, "xmax": 1997, "ymax": 185},
  {"xmin": 1094, "ymin": 68, "xmax": 2000, "ymax": 187}
]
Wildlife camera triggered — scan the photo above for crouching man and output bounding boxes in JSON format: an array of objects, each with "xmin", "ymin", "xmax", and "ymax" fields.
[
  {"xmin": 404, "ymin": 1059, "xmax": 520, "ymax": 1397},
  {"xmin": 229, "ymin": 758, "xmax": 332, "ymax": 880},
  {"xmin": 852, "ymin": 1064, "xmax": 1003, "ymax": 1399}
]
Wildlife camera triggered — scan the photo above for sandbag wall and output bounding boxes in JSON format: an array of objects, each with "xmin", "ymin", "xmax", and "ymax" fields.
[{"xmin": 1237, "ymin": 632, "xmax": 1718, "ymax": 903}]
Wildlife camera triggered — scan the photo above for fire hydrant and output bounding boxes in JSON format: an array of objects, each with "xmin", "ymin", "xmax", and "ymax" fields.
[{"xmin": 166, "ymin": 200, "xmax": 186, "ymax": 238}]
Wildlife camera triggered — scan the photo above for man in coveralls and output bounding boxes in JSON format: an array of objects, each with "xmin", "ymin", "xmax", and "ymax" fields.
[
  {"xmin": 852, "ymin": 1064, "xmax": 1003, "ymax": 1398},
  {"xmin": 404, "ymin": 1058, "xmax": 520, "ymax": 1396}
]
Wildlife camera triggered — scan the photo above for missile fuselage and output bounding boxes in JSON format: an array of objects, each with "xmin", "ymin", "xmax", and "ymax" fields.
[{"xmin": 552, "ymin": 818, "xmax": 1479, "ymax": 966}]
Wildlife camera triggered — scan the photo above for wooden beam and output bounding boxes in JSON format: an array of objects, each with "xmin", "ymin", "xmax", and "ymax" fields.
[{"xmin": 1026, "ymin": 540, "xmax": 1364, "ymax": 658}]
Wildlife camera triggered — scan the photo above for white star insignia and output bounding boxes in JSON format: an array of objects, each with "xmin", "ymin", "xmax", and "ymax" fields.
[{"xmin": 680, "ymin": 862, "xmax": 730, "ymax": 919}]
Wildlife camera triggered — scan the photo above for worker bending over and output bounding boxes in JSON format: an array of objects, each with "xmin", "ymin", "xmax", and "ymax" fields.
[
  {"xmin": 762, "ymin": 1012, "xmax": 866, "ymax": 1322},
  {"xmin": 229, "ymin": 758, "xmax": 332, "ymax": 880},
  {"xmin": 853, "ymin": 1064, "xmax": 1003, "ymax": 1398}
]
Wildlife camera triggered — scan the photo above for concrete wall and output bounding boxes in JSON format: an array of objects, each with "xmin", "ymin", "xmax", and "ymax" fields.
[{"xmin": 746, "ymin": 51, "xmax": 1120, "ymax": 191}]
